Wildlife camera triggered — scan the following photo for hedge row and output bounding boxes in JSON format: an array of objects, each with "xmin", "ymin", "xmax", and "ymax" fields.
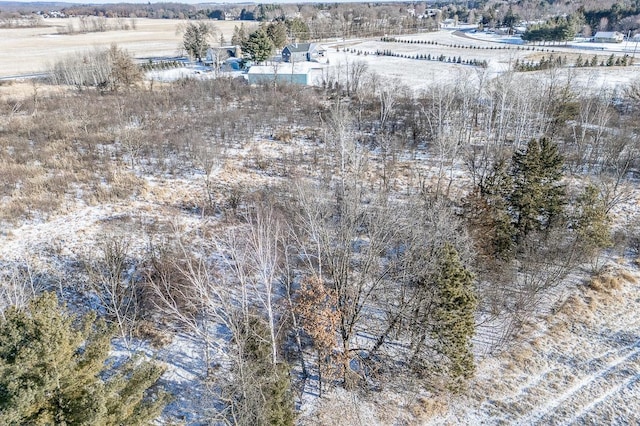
[
  {"xmin": 140, "ymin": 60, "xmax": 182, "ymax": 71},
  {"xmin": 340, "ymin": 47, "xmax": 488, "ymax": 68},
  {"xmin": 515, "ymin": 53, "xmax": 633, "ymax": 72},
  {"xmin": 380, "ymin": 37, "xmax": 557, "ymax": 53}
]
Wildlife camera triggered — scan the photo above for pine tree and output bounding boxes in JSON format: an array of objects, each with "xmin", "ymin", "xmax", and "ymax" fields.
[
  {"xmin": 229, "ymin": 315, "xmax": 295, "ymax": 426},
  {"xmin": 469, "ymin": 159, "xmax": 516, "ymax": 261},
  {"xmin": 266, "ymin": 21, "xmax": 288, "ymax": 49},
  {"xmin": 509, "ymin": 138, "xmax": 565, "ymax": 243},
  {"xmin": 231, "ymin": 23, "xmax": 248, "ymax": 46},
  {"xmin": 183, "ymin": 22, "xmax": 214, "ymax": 62},
  {"xmin": 432, "ymin": 243, "xmax": 477, "ymax": 392},
  {"xmin": 285, "ymin": 17, "xmax": 310, "ymax": 42},
  {"xmin": 575, "ymin": 54, "xmax": 583, "ymax": 67},
  {"xmin": 607, "ymin": 54, "xmax": 615, "ymax": 66},
  {"xmin": 0, "ymin": 293, "xmax": 168, "ymax": 426},
  {"xmin": 241, "ymin": 29, "xmax": 274, "ymax": 63},
  {"xmin": 572, "ymin": 184, "xmax": 612, "ymax": 258}
]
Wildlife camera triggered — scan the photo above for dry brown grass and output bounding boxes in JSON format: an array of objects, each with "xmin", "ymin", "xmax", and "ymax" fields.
[
  {"xmin": 134, "ymin": 319, "xmax": 173, "ymax": 348},
  {"xmin": 589, "ymin": 273, "xmax": 624, "ymax": 293},
  {"xmin": 408, "ymin": 396, "xmax": 448, "ymax": 421},
  {"xmin": 90, "ymin": 170, "xmax": 146, "ymax": 204}
]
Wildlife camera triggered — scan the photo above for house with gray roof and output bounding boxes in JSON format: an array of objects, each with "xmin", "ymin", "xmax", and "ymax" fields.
[{"xmin": 281, "ymin": 43, "xmax": 327, "ymax": 63}]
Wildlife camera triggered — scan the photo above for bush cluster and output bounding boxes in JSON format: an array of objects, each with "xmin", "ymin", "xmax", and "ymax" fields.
[{"xmin": 140, "ymin": 60, "xmax": 183, "ymax": 71}]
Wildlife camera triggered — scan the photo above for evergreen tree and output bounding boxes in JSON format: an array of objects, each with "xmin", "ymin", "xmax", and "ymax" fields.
[
  {"xmin": 286, "ymin": 18, "xmax": 310, "ymax": 42},
  {"xmin": 183, "ymin": 22, "xmax": 214, "ymax": 62},
  {"xmin": 432, "ymin": 243, "xmax": 477, "ymax": 391},
  {"xmin": 509, "ymin": 138, "xmax": 565, "ymax": 243},
  {"xmin": 266, "ymin": 21, "xmax": 288, "ymax": 49},
  {"xmin": 502, "ymin": 5, "xmax": 519, "ymax": 32},
  {"xmin": 572, "ymin": 184, "xmax": 612, "ymax": 258},
  {"xmin": 482, "ymin": 160, "xmax": 517, "ymax": 260},
  {"xmin": 0, "ymin": 293, "xmax": 168, "ymax": 426},
  {"xmin": 241, "ymin": 29, "xmax": 274, "ymax": 63},
  {"xmin": 229, "ymin": 315, "xmax": 294, "ymax": 426},
  {"xmin": 231, "ymin": 23, "xmax": 248, "ymax": 46}
]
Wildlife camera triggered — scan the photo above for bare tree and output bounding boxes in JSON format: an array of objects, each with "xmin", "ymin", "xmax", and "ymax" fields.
[
  {"xmin": 0, "ymin": 261, "xmax": 41, "ymax": 319},
  {"xmin": 85, "ymin": 235, "xmax": 139, "ymax": 347}
]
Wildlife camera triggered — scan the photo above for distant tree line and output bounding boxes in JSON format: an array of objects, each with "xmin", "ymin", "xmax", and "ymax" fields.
[
  {"xmin": 366, "ymin": 48, "xmax": 489, "ymax": 67},
  {"xmin": 380, "ymin": 36, "xmax": 558, "ymax": 53}
]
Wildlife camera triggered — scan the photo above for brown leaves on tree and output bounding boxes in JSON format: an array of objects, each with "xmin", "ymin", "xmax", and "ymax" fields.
[{"xmin": 294, "ymin": 277, "xmax": 341, "ymax": 394}]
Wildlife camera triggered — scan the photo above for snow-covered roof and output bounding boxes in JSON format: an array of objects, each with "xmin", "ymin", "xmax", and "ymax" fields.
[
  {"xmin": 593, "ymin": 31, "xmax": 623, "ymax": 38},
  {"xmin": 247, "ymin": 62, "xmax": 323, "ymax": 75}
]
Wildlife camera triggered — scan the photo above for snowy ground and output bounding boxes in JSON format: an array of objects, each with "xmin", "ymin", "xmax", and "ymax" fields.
[
  {"xmin": 3, "ymin": 25, "xmax": 640, "ymax": 425},
  {"xmin": 323, "ymin": 30, "xmax": 640, "ymax": 92},
  {"xmin": 300, "ymin": 259, "xmax": 640, "ymax": 425},
  {"xmin": 2, "ymin": 136, "xmax": 639, "ymax": 424}
]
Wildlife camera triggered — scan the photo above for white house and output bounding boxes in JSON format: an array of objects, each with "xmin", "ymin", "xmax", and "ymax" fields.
[{"xmin": 593, "ymin": 31, "xmax": 624, "ymax": 43}]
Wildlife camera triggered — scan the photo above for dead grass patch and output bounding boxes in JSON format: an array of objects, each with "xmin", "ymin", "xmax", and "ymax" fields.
[
  {"xmin": 91, "ymin": 170, "xmax": 146, "ymax": 203},
  {"xmin": 548, "ymin": 320, "xmax": 571, "ymax": 340},
  {"xmin": 558, "ymin": 294, "xmax": 587, "ymax": 316},
  {"xmin": 619, "ymin": 270, "xmax": 637, "ymax": 284},
  {"xmin": 408, "ymin": 396, "xmax": 448, "ymax": 420},
  {"xmin": 509, "ymin": 347, "xmax": 536, "ymax": 370},
  {"xmin": 134, "ymin": 319, "xmax": 173, "ymax": 348},
  {"xmin": 589, "ymin": 274, "xmax": 622, "ymax": 293}
]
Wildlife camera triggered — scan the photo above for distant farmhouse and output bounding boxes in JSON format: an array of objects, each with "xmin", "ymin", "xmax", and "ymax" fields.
[
  {"xmin": 281, "ymin": 43, "xmax": 327, "ymax": 63},
  {"xmin": 592, "ymin": 31, "xmax": 624, "ymax": 43},
  {"xmin": 246, "ymin": 43, "xmax": 329, "ymax": 85}
]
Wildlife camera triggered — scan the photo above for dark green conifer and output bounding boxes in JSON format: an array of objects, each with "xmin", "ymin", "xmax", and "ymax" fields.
[
  {"xmin": 572, "ymin": 184, "xmax": 612, "ymax": 258},
  {"xmin": 509, "ymin": 138, "xmax": 565, "ymax": 242},
  {"xmin": 432, "ymin": 243, "xmax": 477, "ymax": 392},
  {"xmin": 0, "ymin": 293, "xmax": 168, "ymax": 426}
]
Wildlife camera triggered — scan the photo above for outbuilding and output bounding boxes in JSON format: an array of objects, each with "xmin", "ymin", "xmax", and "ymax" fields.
[
  {"xmin": 593, "ymin": 31, "xmax": 624, "ymax": 43},
  {"xmin": 247, "ymin": 62, "xmax": 326, "ymax": 85}
]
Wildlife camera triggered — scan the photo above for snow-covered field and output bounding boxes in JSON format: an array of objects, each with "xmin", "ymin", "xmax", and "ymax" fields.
[
  {"xmin": 323, "ymin": 30, "xmax": 640, "ymax": 92},
  {"xmin": 0, "ymin": 17, "xmax": 245, "ymax": 78}
]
